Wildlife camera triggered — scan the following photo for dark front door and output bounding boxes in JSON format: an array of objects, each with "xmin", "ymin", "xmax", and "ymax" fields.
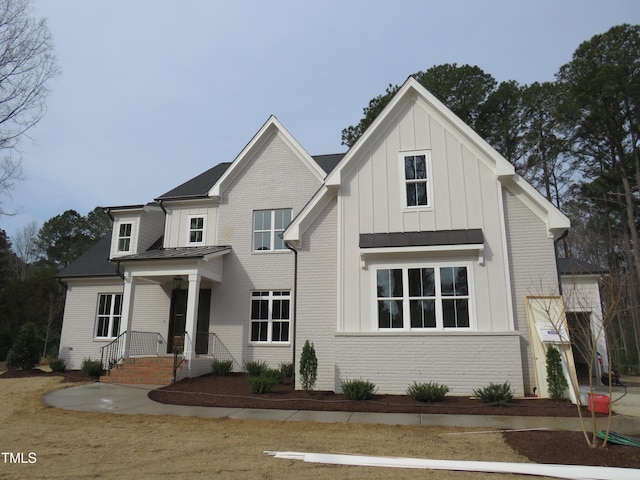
[{"xmin": 168, "ymin": 289, "xmax": 212, "ymax": 354}]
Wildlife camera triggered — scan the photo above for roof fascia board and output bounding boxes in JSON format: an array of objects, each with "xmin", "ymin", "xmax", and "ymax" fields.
[
  {"xmin": 283, "ymin": 185, "xmax": 336, "ymax": 244},
  {"xmin": 208, "ymin": 115, "xmax": 324, "ymax": 199}
]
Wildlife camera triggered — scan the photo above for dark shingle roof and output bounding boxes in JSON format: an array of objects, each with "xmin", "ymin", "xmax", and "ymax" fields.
[
  {"xmin": 312, "ymin": 153, "xmax": 344, "ymax": 174},
  {"xmin": 57, "ymin": 233, "xmax": 119, "ymax": 279},
  {"xmin": 156, "ymin": 162, "xmax": 232, "ymax": 200},
  {"xmin": 557, "ymin": 258, "xmax": 609, "ymax": 276}
]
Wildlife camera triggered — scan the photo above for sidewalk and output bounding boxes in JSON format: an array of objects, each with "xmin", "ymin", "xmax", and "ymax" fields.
[{"xmin": 43, "ymin": 382, "xmax": 640, "ymax": 435}]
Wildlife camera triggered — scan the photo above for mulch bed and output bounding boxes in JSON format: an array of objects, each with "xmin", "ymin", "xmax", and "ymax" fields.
[{"xmin": 3, "ymin": 367, "xmax": 640, "ymax": 468}]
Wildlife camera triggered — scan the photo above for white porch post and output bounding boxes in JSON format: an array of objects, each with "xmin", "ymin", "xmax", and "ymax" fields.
[
  {"xmin": 184, "ymin": 273, "xmax": 201, "ymax": 364},
  {"xmin": 120, "ymin": 273, "xmax": 136, "ymax": 359}
]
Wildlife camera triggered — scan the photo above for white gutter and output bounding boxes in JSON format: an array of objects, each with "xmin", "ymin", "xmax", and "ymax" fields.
[{"xmin": 265, "ymin": 451, "xmax": 636, "ymax": 480}]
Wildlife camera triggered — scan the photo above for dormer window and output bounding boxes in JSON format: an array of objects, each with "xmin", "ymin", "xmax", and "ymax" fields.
[
  {"xmin": 403, "ymin": 151, "xmax": 431, "ymax": 208},
  {"xmin": 117, "ymin": 223, "xmax": 132, "ymax": 252},
  {"xmin": 188, "ymin": 216, "xmax": 206, "ymax": 245}
]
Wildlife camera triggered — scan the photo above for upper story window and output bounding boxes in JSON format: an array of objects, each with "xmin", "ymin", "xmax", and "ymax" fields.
[
  {"xmin": 376, "ymin": 265, "xmax": 471, "ymax": 330},
  {"xmin": 253, "ymin": 209, "xmax": 292, "ymax": 251},
  {"xmin": 188, "ymin": 215, "xmax": 206, "ymax": 245},
  {"xmin": 117, "ymin": 223, "xmax": 132, "ymax": 252},
  {"xmin": 95, "ymin": 293, "xmax": 122, "ymax": 339},
  {"xmin": 403, "ymin": 151, "xmax": 431, "ymax": 208}
]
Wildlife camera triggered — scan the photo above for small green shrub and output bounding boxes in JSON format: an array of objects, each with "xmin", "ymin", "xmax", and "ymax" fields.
[
  {"xmin": 248, "ymin": 376, "xmax": 279, "ymax": 394},
  {"xmin": 211, "ymin": 359, "xmax": 233, "ymax": 376},
  {"xmin": 473, "ymin": 381, "xmax": 514, "ymax": 406},
  {"xmin": 279, "ymin": 361, "xmax": 294, "ymax": 378},
  {"xmin": 244, "ymin": 360, "xmax": 269, "ymax": 377},
  {"xmin": 341, "ymin": 379, "xmax": 377, "ymax": 400},
  {"xmin": 5, "ymin": 322, "xmax": 41, "ymax": 370},
  {"xmin": 546, "ymin": 345, "xmax": 568, "ymax": 401},
  {"xmin": 300, "ymin": 340, "xmax": 317, "ymax": 392},
  {"xmin": 81, "ymin": 358, "xmax": 104, "ymax": 378},
  {"xmin": 406, "ymin": 381, "xmax": 451, "ymax": 403},
  {"xmin": 49, "ymin": 357, "xmax": 67, "ymax": 373}
]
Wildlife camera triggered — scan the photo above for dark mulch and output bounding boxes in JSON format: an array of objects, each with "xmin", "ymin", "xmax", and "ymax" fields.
[{"xmin": 4, "ymin": 367, "xmax": 640, "ymax": 468}]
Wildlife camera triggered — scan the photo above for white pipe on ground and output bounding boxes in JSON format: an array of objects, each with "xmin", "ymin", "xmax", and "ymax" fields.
[{"xmin": 264, "ymin": 451, "xmax": 637, "ymax": 480}]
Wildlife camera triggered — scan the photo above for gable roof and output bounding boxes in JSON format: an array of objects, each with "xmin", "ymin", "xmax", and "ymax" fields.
[
  {"xmin": 156, "ymin": 162, "xmax": 232, "ymax": 201},
  {"xmin": 56, "ymin": 233, "xmax": 120, "ymax": 279},
  {"xmin": 557, "ymin": 258, "xmax": 608, "ymax": 276},
  {"xmin": 284, "ymin": 77, "xmax": 570, "ymax": 244}
]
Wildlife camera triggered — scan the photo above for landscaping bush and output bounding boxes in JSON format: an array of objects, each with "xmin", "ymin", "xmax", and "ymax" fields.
[
  {"xmin": 406, "ymin": 381, "xmax": 451, "ymax": 403},
  {"xmin": 546, "ymin": 345, "xmax": 568, "ymax": 401},
  {"xmin": 81, "ymin": 358, "xmax": 104, "ymax": 378},
  {"xmin": 5, "ymin": 322, "xmax": 41, "ymax": 370},
  {"xmin": 49, "ymin": 357, "xmax": 66, "ymax": 372},
  {"xmin": 247, "ymin": 375, "xmax": 279, "ymax": 394},
  {"xmin": 244, "ymin": 360, "xmax": 269, "ymax": 377},
  {"xmin": 279, "ymin": 361, "xmax": 294, "ymax": 378},
  {"xmin": 341, "ymin": 379, "xmax": 377, "ymax": 400},
  {"xmin": 211, "ymin": 359, "xmax": 233, "ymax": 376},
  {"xmin": 473, "ymin": 381, "xmax": 514, "ymax": 406},
  {"xmin": 299, "ymin": 340, "xmax": 317, "ymax": 392}
]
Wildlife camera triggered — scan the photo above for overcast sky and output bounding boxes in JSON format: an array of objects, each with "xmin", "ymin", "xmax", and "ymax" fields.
[{"xmin": 2, "ymin": 0, "xmax": 639, "ymax": 238}]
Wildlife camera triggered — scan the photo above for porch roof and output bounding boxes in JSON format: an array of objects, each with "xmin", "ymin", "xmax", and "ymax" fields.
[{"xmin": 116, "ymin": 245, "xmax": 231, "ymax": 262}]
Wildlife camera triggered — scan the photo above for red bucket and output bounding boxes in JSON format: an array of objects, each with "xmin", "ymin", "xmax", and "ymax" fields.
[{"xmin": 588, "ymin": 394, "xmax": 610, "ymax": 414}]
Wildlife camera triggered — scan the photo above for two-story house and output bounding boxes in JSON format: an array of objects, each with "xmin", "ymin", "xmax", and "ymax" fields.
[{"xmin": 57, "ymin": 78, "xmax": 606, "ymax": 397}]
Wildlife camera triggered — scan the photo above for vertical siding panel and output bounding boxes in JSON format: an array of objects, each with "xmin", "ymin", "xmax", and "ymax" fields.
[
  {"xmin": 414, "ymin": 104, "xmax": 430, "ymax": 150},
  {"xmin": 358, "ymin": 155, "xmax": 373, "ymax": 233},
  {"xmin": 397, "ymin": 103, "xmax": 416, "ymax": 152},
  {"xmin": 462, "ymin": 145, "xmax": 483, "ymax": 227},
  {"xmin": 429, "ymin": 117, "xmax": 452, "ymax": 230},
  {"xmin": 445, "ymin": 132, "xmax": 467, "ymax": 230}
]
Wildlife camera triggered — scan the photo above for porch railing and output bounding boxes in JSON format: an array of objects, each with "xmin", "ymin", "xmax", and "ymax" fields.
[
  {"xmin": 100, "ymin": 331, "xmax": 167, "ymax": 372},
  {"xmin": 198, "ymin": 332, "xmax": 241, "ymax": 370}
]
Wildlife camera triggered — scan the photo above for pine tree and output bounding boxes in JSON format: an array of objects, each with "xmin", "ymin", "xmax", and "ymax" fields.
[{"xmin": 299, "ymin": 340, "xmax": 317, "ymax": 392}]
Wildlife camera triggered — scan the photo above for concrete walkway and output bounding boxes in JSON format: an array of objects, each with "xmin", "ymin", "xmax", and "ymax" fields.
[{"xmin": 43, "ymin": 382, "xmax": 640, "ymax": 435}]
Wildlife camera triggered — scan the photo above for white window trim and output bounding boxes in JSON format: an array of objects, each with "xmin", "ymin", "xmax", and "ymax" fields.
[
  {"xmin": 249, "ymin": 290, "xmax": 291, "ymax": 344},
  {"xmin": 400, "ymin": 150, "xmax": 433, "ymax": 210},
  {"xmin": 117, "ymin": 222, "xmax": 134, "ymax": 253},
  {"xmin": 94, "ymin": 293, "xmax": 123, "ymax": 339},
  {"xmin": 372, "ymin": 262, "xmax": 475, "ymax": 332},
  {"xmin": 252, "ymin": 209, "xmax": 292, "ymax": 252},
  {"xmin": 187, "ymin": 214, "xmax": 207, "ymax": 245}
]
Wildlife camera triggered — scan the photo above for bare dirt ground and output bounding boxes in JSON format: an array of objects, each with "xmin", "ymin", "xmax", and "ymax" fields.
[{"xmin": 1, "ymin": 368, "xmax": 640, "ymax": 479}]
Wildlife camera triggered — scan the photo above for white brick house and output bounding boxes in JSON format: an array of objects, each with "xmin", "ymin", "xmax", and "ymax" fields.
[{"xmin": 58, "ymin": 78, "xmax": 604, "ymax": 396}]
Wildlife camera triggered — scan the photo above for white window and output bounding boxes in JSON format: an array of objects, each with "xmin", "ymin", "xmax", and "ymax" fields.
[
  {"xmin": 95, "ymin": 293, "xmax": 122, "ymax": 338},
  {"xmin": 253, "ymin": 209, "xmax": 291, "ymax": 251},
  {"xmin": 188, "ymin": 215, "xmax": 206, "ymax": 245},
  {"xmin": 402, "ymin": 151, "xmax": 431, "ymax": 208},
  {"xmin": 376, "ymin": 265, "xmax": 471, "ymax": 330},
  {"xmin": 117, "ymin": 223, "xmax": 132, "ymax": 252},
  {"xmin": 250, "ymin": 290, "xmax": 290, "ymax": 343}
]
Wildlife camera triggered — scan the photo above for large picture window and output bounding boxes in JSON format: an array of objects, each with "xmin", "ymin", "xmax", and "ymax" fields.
[
  {"xmin": 250, "ymin": 290, "xmax": 290, "ymax": 343},
  {"xmin": 95, "ymin": 293, "xmax": 123, "ymax": 339},
  {"xmin": 253, "ymin": 209, "xmax": 291, "ymax": 251},
  {"xmin": 403, "ymin": 152, "xmax": 430, "ymax": 207},
  {"xmin": 376, "ymin": 266, "xmax": 470, "ymax": 330}
]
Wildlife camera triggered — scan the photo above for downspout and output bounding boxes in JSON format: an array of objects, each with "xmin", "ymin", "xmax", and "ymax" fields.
[
  {"xmin": 554, "ymin": 229, "xmax": 569, "ymax": 296},
  {"xmin": 285, "ymin": 241, "xmax": 298, "ymax": 384}
]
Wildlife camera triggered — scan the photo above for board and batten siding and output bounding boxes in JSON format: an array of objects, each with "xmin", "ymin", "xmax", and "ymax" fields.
[
  {"xmin": 502, "ymin": 187, "xmax": 559, "ymax": 395},
  {"xmin": 164, "ymin": 203, "xmax": 218, "ymax": 248},
  {"xmin": 339, "ymin": 99, "xmax": 512, "ymax": 334},
  {"xmin": 58, "ymin": 279, "xmax": 123, "ymax": 369},
  {"xmin": 210, "ymin": 131, "xmax": 324, "ymax": 370},
  {"xmin": 296, "ymin": 198, "xmax": 338, "ymax": 391}
]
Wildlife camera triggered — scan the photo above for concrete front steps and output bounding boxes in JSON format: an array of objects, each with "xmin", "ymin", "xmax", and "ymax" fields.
[{"xmin": 100, "ymin": 357, "xmax": 184, "ymax": 385}]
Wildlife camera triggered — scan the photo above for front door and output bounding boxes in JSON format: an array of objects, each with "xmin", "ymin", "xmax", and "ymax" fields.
[{"xmin": 167, "ymin": 289, "xmax": 212, "ymax": 354}]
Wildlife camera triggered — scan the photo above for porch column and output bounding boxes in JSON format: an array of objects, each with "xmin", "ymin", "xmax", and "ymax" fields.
[
  {"xmin": 184, "ymin": 273, "xmax": 201, "ymax": 363},
  {"xmin": 120, "ymin": 273, "xmax": 136, "ymax": 359}
]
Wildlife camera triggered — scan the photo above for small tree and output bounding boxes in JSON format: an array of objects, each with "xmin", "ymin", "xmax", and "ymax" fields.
[
  {"xmin": 546, "ymin": 345, "xmax": 568, "ymax": 401},
  {"xmin": 5, "ymin": 322, "xmax": 40, "ymax": 370},
  {"xmin": 299, "ymin": 340, "xmax": 317, "ymax": 392}
]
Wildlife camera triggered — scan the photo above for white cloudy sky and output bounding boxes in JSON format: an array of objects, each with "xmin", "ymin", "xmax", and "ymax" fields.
[{"xmin": 2, "ymin": 0, "xmax": 639, "ymax": 238}]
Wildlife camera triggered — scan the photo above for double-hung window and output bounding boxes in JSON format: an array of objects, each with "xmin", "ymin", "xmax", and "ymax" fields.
[
  {"xmin": 250, "ymin": 290, "xmax": 290, "ymax": 343},
  {"xmin": 253, "ymin": 209, "xmax": 291, "ymax": 251},
  {"xmin": 95, "ymin": 293, "xmax": 123, "ymax": 339},
  {"xmin": 117, "ymin": 223, "xmax": 132, "ymax": 252},
  {"xmin": 376, "ymin": 266, "xmax": 470, "ymax": 330},
  {"xmin": 403, "ymin": 152, "xmax": 430, "ymax": 208},
  {"xmin": 188, "ymin": 216, "xmax": 205, "ymax": 244}
]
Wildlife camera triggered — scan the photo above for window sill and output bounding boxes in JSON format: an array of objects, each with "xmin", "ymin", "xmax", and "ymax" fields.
[{"xmin": 248, "ymin": 342, "xmax": 291, "ymax": 347}]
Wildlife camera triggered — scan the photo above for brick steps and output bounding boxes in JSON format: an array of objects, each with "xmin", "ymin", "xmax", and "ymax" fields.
[{"xmin": 101, "ymin": 357, "xmax": 184, "ymax": 385}]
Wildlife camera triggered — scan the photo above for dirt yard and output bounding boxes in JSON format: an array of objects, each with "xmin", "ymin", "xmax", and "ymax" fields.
[{"xmin": 0, "ymin": 376, "xmax": 539, "ymax": 480}]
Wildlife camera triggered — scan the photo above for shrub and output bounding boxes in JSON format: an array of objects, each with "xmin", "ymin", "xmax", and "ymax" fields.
[
  {"xmin": 546, "ymin": 345, "xmax": 568, "ymax": 401},
  {"xmin": 299, "ymin": 340, "xmax": 317, "ymax": 392},
  {"xmin": 81, "ymin": 358, "xmax": 104, "ymax": 378},
  {"xmin": 248, "ymin": 376, "xmax": 279, "ymax": 394},
  {"xmin": 473, "ymin": 381, "xmax": 514, "ymax": 406},
  {"xmin": 211, "ymin": 359, "xmax": 233, "ymax": 376},
  {"xmin": 49, "ymin": 357, "xmax": 67, "ymax": 373},
  {"xmin": 244, "ymin": 360, "xmax": 269, "ymax": 377},
  {"xmin": 5, "ymin": 323, "xmax": 41, "ymax": 370},
  {"xmin": 264, "ymin": 367, "xmax": 284, "ymax": 384},
  {"xmin": 341, "ymin": 379, "xmax": 377, "ymax": 400},
  {"xmin": 279, "ymin": 361, "xmax": 294, "ymax": 378},
  {"xmin": 406, "ymin": 381, "xmax": 451, "ymax": 403}
]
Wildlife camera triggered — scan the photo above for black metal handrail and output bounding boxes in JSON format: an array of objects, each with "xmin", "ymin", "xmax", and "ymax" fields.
[
  {"xmin": 100, "ymin": 331, "xmax": 126, "ymax": 371},
  {"xmin": 202, "ymin": 332, "xmax": 241, "ymax": 370},
  {"xmin": 100, "ymin": 331, "xmax": 167, "ymax": 372}
]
